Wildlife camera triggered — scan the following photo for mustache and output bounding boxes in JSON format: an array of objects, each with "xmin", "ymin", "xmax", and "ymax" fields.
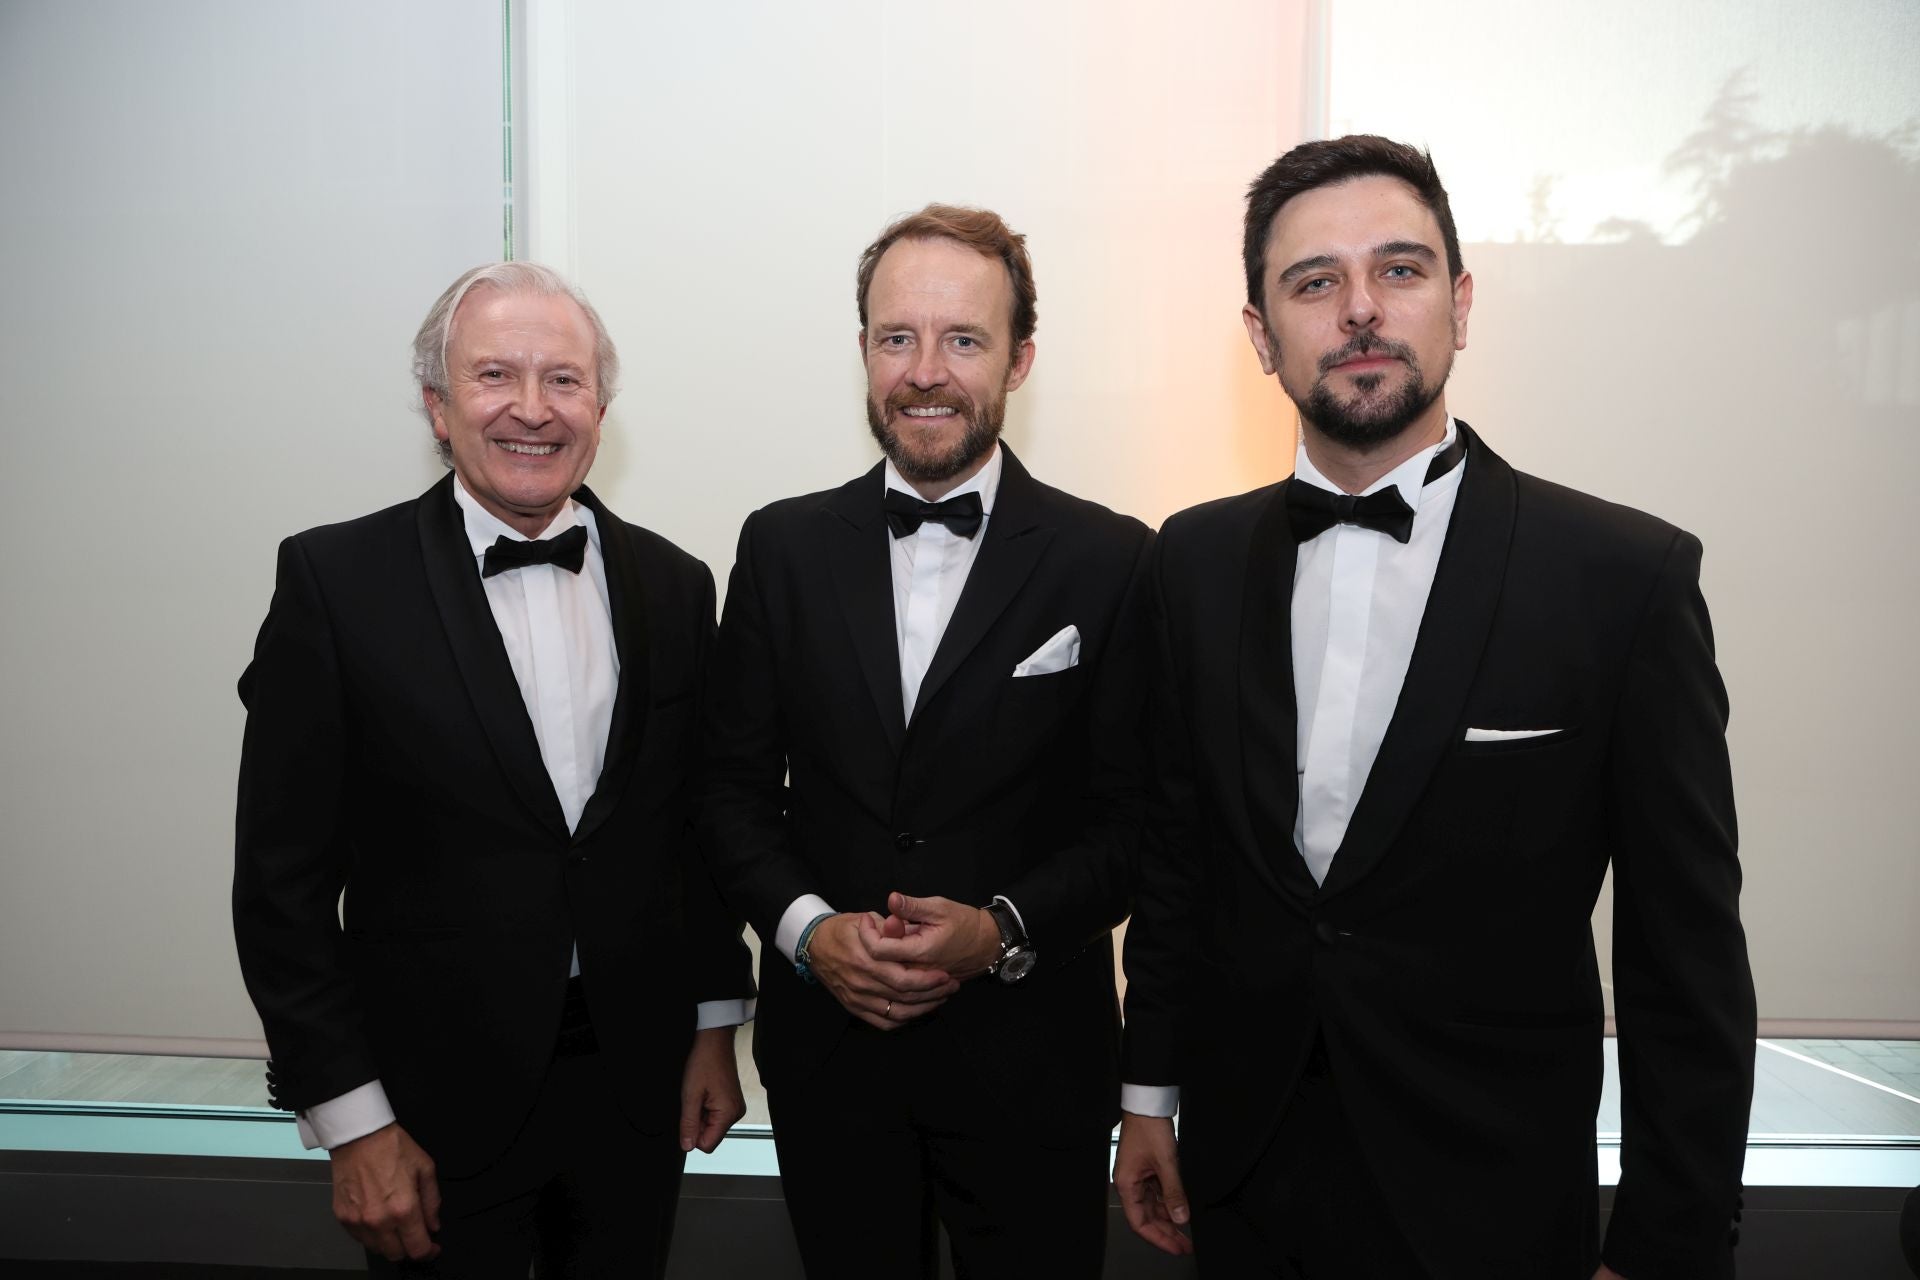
[
  {"xmin": 1317, "ymin": 332, "xmax": 1418, "ymax": 375},
  {"xmin": 885, "ymin": 387, "xmax": 973, "ymax": 415}
]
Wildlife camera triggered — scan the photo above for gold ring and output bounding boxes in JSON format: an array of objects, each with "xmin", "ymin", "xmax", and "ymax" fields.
[{"xmin": 885, "ymin": 1001, "xmax": 893, "ymax": 1018}]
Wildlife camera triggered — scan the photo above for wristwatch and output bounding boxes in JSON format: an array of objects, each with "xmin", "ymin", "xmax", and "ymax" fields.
[{"xmin": 984, "ymin": 901, "xmax": 1037, "ymax": 984}]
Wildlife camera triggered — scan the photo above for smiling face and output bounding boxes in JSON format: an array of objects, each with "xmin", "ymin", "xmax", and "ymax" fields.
[
  {"xmin": 860, "ymin": 236, "xmax": 1035, "ymax": 496},
  {"xmin": 1244, "ymin": 173, "xmax": 1472, "ymax": 452},
  {"xmin": 424, "ymin": 287, "xmax": 606, "ymax": 536}
]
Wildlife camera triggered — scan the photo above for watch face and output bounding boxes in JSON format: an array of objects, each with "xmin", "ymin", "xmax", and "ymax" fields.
[{"xmin": 998, "ymin": 947, "xmax": 1037, "ymax": 983}]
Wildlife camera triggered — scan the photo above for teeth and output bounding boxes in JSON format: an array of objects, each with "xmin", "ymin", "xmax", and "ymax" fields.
[
  {"xmin": 499, "ymin": 442, "xmax": 559, "ymax": 455},
  {"xmin": 902, "ymin": 407, "xmax": 957, "ymax": 417}
]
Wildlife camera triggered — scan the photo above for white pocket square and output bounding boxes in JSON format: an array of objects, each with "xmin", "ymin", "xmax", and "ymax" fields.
[
  {"xmin": 1463, "ymin": 727, "xmax": 1561, "ymax": 742},
  {"xmin": 1012, "ymin": 625, "xmax": 1081, "ymax": 677}
]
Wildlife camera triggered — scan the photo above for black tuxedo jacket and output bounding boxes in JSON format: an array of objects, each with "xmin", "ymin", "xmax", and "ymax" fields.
[
  {"xmin": 1122, "ymin": 424, "xmax": 1755, "ymax": 1280},
  {"xmin": 232, "ymin": 474, "xmax": 753, "ymax": 1177},
  {"xmin": 700, "ymin": 448, "xmax": 1151, "ymax": 1139}
]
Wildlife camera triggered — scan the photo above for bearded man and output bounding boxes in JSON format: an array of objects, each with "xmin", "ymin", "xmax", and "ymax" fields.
[
  {"xmin": 699, "ymin": 204, "xmax": 1151, "ymax": 1278},
  {"xmin": 1113, "ymin": 136, "xmax": 1756, "ymax": 1279}
]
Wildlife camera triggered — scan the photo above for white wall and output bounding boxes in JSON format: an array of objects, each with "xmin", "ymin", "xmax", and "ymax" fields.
[
  {"xmin": 0, "ymin": 0, "xmax": 506, "ymax": 1050},
  {"xmin": 1322, "ymin": 0, "xmax": 1920, "ymax": 1027},
  {"xmin": 2, "ymin": 0, "xmax": 1913, "ymax": 1049}
]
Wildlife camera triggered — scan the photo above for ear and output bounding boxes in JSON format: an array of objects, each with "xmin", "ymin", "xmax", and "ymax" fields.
[
  {"xmin": 1241, "ymin": 303, "xmax": 1278, "ymax": 376},
  {"xmin": 1451, "ymin": 271, "xmax": 1474, "ymax": 350},
  {"xmin": 857, "ymin": 328, "xmax": 868, "ymax": 356},
  {"xmin": 423, "ymin": 387, "xmax": 450, "ymax": 442},
  {"xmin": 1004, "ymin": 338, "xmax": 1037, "ymax": 394}
]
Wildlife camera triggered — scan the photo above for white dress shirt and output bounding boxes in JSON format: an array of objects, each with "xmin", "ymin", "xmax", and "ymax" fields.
[
  {"xmin": 299, "ymin": 480, "xmax": 750, "ymax": 1150},
  {"xmin": 773, "ymin": 446, "xmax": 1025, "ymax": 961},
  {"xmin": 1121, "ymin": 420, "xmax": 1466, "ymax": 1120}
]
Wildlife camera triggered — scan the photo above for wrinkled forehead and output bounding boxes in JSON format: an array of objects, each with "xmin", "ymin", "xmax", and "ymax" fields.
[{"xmin": 447, "ymin": 285, "xmax": 596, "ymax": 356}]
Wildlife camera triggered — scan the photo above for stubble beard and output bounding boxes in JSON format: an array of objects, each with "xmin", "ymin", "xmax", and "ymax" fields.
[
  {"xmin": 1276, "ymin": 323, "xmax": 1453, "ymax": 452},
  {"xmin": 865, "ymin": 381, "xmax": 1007, "ymax": 484}
]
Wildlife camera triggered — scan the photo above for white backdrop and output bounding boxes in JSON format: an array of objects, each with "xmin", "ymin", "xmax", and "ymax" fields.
[{"xmin": 1, "ymin": 0, "xmax": 1914, "ymax": 1051}]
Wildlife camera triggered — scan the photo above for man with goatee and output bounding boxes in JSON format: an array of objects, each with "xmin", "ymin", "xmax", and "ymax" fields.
[
  {"xmin": 701, "ymin": 204, "xmax": 1151, "ymax": 1278},
  {"xmin": 1114, "ymin": 136, "xmax": 1755, "ymax": 1279}
]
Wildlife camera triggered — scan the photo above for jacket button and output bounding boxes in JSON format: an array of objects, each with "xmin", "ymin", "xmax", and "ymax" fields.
[
  {"xmin": 895, "ymin": 832, "xmax": 916, "ymax": 852},
  {"xmin": 1314, "ymin": 921, "xmax": 1339, "ymax": 947}
]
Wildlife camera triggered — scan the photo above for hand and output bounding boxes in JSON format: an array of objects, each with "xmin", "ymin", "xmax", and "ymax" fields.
[
  {"xmin": 807, "ymin": 911, "xmax": 961, "ymax": 1030},
  {"xmin": 329, "ymin": 1122, "xmax": 441, "ymax": 1262},
  {"xmin": 866, "ymin": 892, "xmax": 1003, "ymax": 978},
  {"xmin": 1115, "ymin": 1112, "xmax": 1192, "ymax": 1256},
  {"xmin": 679, "ymin": 1025, "xmax": 747, "ymax": 1154},
  {"xmin": 1594, "ymin": 1268, "xmax": 1629, "ymax": 1280}
]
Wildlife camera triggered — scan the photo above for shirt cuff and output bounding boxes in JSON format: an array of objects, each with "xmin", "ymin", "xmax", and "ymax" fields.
[
  {"xmin": 774, "ymin": 894, "xmax": 835, "ymax": 962},
  {"xmin": 297, "ymin": 1079, "xmax": 396, "ymax": 1150},
  {"xmin": 695, "ymin": 997, "xmax": 756, "ymax": 1030},
  {"xmin": 1121, "ymin": 1082, "xmax": 1180, "ymax": 1118},
  {"xmin": 991, "ymin": 894, "xmax": 1028, "ymax": 938}
]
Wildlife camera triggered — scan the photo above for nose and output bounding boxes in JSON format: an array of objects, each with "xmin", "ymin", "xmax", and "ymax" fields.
[
  {"xmin": 907, "ymin": 343, "xmax": 949, "ymax": 390},
  {"xmin": 511, "ymin": 376, "xmax": 554, "ymax": 425},
  {"xmin": 1340, "ymin": 277, "xmax": 1382, "ymax": 332}
]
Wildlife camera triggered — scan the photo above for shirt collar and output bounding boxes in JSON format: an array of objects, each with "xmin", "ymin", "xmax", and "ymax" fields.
[
  {"xmin": 881, "ymin": 442, "xmax": 1003, "ymax": 516},
  {"xmin": 1293, "ymin": 417, "xmax": 1459, "ymax": 514},
  {"xmin": 450, "ymin": 476, "xmax": 598, "ymax": 560}
]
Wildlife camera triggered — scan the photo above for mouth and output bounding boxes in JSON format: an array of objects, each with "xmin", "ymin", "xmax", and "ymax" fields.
[
  {"xmin": 494, "ymin": 440, "xmax": 561, "ymax": 456},
  {"xmin": 1332, "ymin": 355, "xmax": 1402, "ymax": 374},
  {"xmin": 899, "ymin": 406, "xmax": 959, "ymax": 420}
]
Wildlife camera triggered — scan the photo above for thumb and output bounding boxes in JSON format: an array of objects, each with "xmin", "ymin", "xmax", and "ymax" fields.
[
  {"xmin": 888, "ymin": 891, "xmax": 934, "ymax": 920},
  {"xmin": 1159, "ymin": 1157, "xmax": 1190, "ymax": 1224},
  {"xmin": 678, "ymin": 1087, "xmax": 703, "ymax": 1153}
]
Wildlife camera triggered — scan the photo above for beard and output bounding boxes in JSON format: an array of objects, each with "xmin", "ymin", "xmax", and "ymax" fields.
[
  {"xmin": 865, "ymin": 381, "xmax": 1007, "ymax": 484},
  {"xmin": 1278, "ymin": 325, "xmax": 1451, "ymax": 451}
]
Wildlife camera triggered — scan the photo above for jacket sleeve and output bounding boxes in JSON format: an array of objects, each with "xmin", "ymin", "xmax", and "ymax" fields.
[
  {"xmin": 698, "ymin": 511, "xmax": 821, "ymax": 942},
  {"xmin": 683, "ymin": 560, "xmax": 758, "ymax": 1005},
  {"xmin": 1600, "ymin": 530, "xmax": 1756, "ymax": 1280},
  {"xmin": 1119, "ymin": 529, "xmax": 1205, "ymax": 1090},
  {"xmin": 231, "ymin": 535, "xmax": 379, "ymax": 1112}
]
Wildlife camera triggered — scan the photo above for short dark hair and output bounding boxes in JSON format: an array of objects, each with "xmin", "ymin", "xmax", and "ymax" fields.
[
  {"xmin": 856, "ymin": 204, "xmax": 1038, "ymax": 346},
  {"xmin": 1243, "ymin": 135, "xmax": 1464, "ymax": 315}
]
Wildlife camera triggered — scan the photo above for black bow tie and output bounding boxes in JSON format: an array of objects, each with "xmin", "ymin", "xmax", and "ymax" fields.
[
  {"xmin": 883, "ymin": 488, "xmax": 985, "ymax": 539},
  {"xmin": 1284, "ymin": 432, "xmax": 1466, "ymax": 546},
  {"xmin": 481, "ymin": 525, "xmax": 589, "ymax": 578}
]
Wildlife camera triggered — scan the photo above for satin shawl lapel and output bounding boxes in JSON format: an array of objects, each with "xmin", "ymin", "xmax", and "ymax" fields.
[
  {"xmin": 909, "ymin": 447, "xmax": 1054, "ymax": 730},
  {"xmin": 1318, "ymin": 423, "xmax": 1516, "ymax": 901},
  {"xmin": 1240, "ymin": 484, "xmax": 1318, "ymax": 901},
  {"xmin": 415, "ymin": 474, "xmax": 570, "ymax": 837},
  {"xmin": 570, "ymin": 485, "xmax": 649, "ymax": 847},
  {"xmin": 823, "ymin": 464, "xmax": 908, "ymax": 754}
]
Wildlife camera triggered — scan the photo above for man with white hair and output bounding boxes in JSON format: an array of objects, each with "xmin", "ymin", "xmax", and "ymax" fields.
[{"xmin": 233, "ymin": 262, "xmax": 753, "ymax": 1275}]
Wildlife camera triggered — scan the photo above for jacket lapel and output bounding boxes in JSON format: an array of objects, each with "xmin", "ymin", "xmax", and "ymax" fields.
[
  {"xmin": 823, "ymin": 465, "xmax": 909, "ymax": 754},
  {"xmin": 570, "ymin": 485, "xmax": 649, "ymax": 847},
  {"xmin": 415, "ymin": 474, "xmax": 570, "ymax": 837},
  {"xmin": 909, "ymin": 447, "xmax": 1054, "ymax": 728},
  {"xmin": 1239, "ymin": 483, "xmax": 1319, "ymax": 901},
  {"xmin": 1318, "ymin": 422, "xmax": 1516, "ymax": 901}
]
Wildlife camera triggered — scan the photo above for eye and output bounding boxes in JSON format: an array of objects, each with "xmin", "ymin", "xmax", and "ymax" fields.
[
  {"xmin": 952, "ymin": 335, "xmax": 977, "ymax": 349},
  {"xmin": 881, "ymin": 334, "xmax": 911, "ymax": 348},
  {"xmin": 479, "ymin": 368, "xmax": 507, "ymax": 380},
  {"xmin": 1299, "ymin": 277, "xmax": 1334, "ymax": 294},
  {"xmin": 1384, "ymin": 264, "xmax": 1417, "ymax": 279}
]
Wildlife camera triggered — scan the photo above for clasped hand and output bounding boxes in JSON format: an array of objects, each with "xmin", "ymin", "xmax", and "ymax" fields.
[{"xmin": 806, "ymin": 892, "xmax": 1000, "ymax": 1030}]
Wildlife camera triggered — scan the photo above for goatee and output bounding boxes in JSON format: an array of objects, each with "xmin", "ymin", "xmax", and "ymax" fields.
[{"xmin": 1284, "ymin": 328, "xmax": 1449, "ymax": 452}]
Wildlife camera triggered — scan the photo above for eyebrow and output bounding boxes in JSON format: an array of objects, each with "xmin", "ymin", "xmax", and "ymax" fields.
[{"xmin": 1277, "ymin": 240, "xmax": 1440, "ymax": 285}]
